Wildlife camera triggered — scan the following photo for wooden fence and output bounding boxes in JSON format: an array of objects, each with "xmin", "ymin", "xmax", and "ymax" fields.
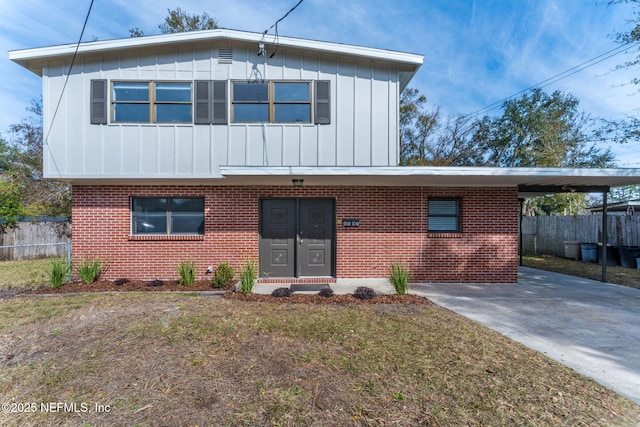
[
  {"xmin": 0, "ymin": 221, "xmax": 71, "ymax": 260},
  {"xmin": 521, "ymin": 215, "xmax": 640, "ymax": 256}
]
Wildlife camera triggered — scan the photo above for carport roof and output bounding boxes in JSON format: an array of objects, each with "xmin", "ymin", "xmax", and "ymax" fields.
[
  {"xmin": 65, "ymin": 166, "xmax": 640, "ymax": 196},
  {"xmin": 219, "ymin": 166, "xmax": 640, "ymax": 196}
]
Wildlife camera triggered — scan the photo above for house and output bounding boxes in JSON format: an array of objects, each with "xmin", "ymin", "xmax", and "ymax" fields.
[
  {"xmin": 10, "ymin": 29, "xmax": 640, "ymax": 284},
  {"xmin": 587, "ymin": 199, "xmax": 639, "ymax": 215}
]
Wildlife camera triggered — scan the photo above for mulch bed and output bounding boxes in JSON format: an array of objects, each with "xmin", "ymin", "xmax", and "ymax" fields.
[
  {"xmin": 20, "ymin": 279, "xmax": 432, "ymax": 304},
  {"xmin": 29, "ymin": 279, "xmax": 233, "ymax": 294},
  {"xmin": 224, "ymin": 292, "xmax": 431, "ymax": 305}
]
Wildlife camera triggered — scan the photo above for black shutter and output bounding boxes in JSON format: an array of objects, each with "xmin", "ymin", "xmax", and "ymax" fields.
[
  {"xmin": 314, "ymin": 80, "xmax": 330, "ymax": 125},
  {"xmin": 212, "ymin": 80, "xmax": 227, "ymax": 124},
  {"xmin": 195, "ymin": 80, "xmax": 227, "ymax": 124},
  {"xmin": 194, "ymin": 80, "xmax": 211, "ymax": 124},
  {"xmin": 90, "ymin": 79, "xmax": 107, "ymax": 124}
]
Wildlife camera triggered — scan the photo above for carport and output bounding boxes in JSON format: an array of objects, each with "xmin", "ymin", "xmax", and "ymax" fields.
[{"xmin": 516, "ymin": 168, "xmax": 640, "ymax": 282}]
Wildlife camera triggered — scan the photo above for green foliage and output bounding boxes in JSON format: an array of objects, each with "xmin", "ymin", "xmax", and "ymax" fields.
[
  {"xmin": 0, "ymin": 176, "xmax": 24, "ymax": 231},
  {"xmin": 389, "ymin": 263, "xmax": 411, "ymax": 295},
  {"xmin": 176, "ymin": 260, "xmax": 196, "ymax": 286},
  {"xmin": 239, "ymin": 261, "xmax": 256, "ymax": 295},
  {"xmin": 159, "ymin": 8, "xmax": 218, "ymax": 33},
  {"xmin": 76, "ymin": 258, "xmax": 104, "ymax": 284},
  {"xmin": 2, "ymin": 100, "xmax": 70, "ymax": 218},
  {"xmin": 212, "ymin": 262, "xmax": 234, "ymax": 288},
  {"xmin": 523, "ymin": 194, "xmax": 589, "ymax": 216},
  {"xmin": 49, "ymin": 259, "xmax": 70, "ymax": 288},
  {"xmin": 475, "ymin": 89, "xmax": 615, "ymax": 168}
]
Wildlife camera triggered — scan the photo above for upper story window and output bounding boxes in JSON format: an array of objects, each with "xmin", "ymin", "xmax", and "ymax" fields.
[
  {"xmin": 91, "ymin": 79, "xmax": 328, "ymax": 125},
  {"xmin": 232, "ymin": 81, "xmax": 311, "ymax": 123},
  {"xmin": 112, "ymin": 81, "xmax": 192, "ymax": 123},
  {"xmin": 428, "ymin": 198, "xmax": 461, "ymax": 233}
]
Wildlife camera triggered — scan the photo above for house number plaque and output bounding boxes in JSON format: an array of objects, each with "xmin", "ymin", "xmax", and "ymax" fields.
[{"xmin": 342, "ymin": 219, "xmax": 360, "ymax": 227}]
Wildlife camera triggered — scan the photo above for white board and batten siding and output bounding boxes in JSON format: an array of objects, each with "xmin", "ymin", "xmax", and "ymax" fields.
[{"xmin": 40, "ymin": 39, "xmax": 406, "ymax": 181}]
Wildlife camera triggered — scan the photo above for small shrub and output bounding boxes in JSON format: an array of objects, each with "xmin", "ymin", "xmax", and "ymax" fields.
[
  {"xmin": 113, "ymin": 278, "xmax": 129, "ymax": 286},
  {"xmin": 176, "ymin": 259, "xmax": 196, "ymax": 286},
  {"xmin": 353, "ymin": 286, "xmax": 376, "ymax": 300},
  {"xmin": 389, "ymin": 262, "xmax": 411, "ymax": 295},
  {"xmin": 146, "ymin": 279, "xmax": 164, "ymax": 287},
  {"xmin": 239, "ymin": 261, "xmax": 257, "ymax": 295},
  {"xmin": 212, "ymin": 262, "xmax": 234, "ymax": 288},
  {"xmin": 319, "ymin": 288, "xmax": 334, "ymax": 298},
  {"xmin": 272, "ymin": 287, "xmax": 292, "ymax": 298},
  {"xmin": 49, "ymin": 259, "xmax": 70, "ymax": 289},
  {"xmin": 76, "ymin": 257, "xmax": 104, "ymax": 284}
]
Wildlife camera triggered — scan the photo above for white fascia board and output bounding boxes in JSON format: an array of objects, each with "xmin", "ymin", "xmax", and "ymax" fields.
[{"xmin": 9, "ymin": 28, "xmax": 424, "ymax": 75}]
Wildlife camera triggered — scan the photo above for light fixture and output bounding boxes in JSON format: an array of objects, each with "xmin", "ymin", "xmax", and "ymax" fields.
[{"xmin": 292, "ymin": 179, "xmax": 304, "ymax": 187}]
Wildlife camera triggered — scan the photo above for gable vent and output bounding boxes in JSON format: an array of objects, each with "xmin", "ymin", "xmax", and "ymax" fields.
[{"xmin": 218, "ymin": 49, "xmax": 233, "ymax": 64}]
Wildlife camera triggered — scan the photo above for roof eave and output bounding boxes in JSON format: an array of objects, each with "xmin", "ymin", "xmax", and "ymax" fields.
[{"xmin": 9, "ymin": 28, "xmax": 424, "ymax": 76}]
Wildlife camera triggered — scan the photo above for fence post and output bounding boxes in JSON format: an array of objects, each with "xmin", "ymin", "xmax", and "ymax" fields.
[{"xmin": 66, "ymin": 240, "xmax": 72, "ymax": 282}]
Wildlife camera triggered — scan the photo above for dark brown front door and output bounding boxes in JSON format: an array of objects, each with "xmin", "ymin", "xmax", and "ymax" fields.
[{"xmin": 260, "ymin": 198, "xmax": 334, "ymax": 277}]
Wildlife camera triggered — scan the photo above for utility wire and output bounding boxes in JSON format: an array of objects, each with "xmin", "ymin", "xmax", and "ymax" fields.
[
  {"xmin": 465, "ymin": 40, "xmax": 639, "ymax": 119},
  {"xmin": 260, "ymin": 0, "xmax": 305, "ymax": 58},
  {"xmin": 266, "ymin": 0, "xmax": 304, "ymax": 33},
  {"xmin": 43, "ymin": 0, "xmax": 95, "ymax": 177}
]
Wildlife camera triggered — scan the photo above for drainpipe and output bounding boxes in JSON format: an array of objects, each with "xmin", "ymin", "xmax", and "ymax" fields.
[{"xmin": 602, "ymin": 190, "xmax": 608, "ymax": 283}]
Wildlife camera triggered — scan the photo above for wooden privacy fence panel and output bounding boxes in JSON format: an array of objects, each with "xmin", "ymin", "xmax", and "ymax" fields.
[
  {"xmin": 0, "ymin": 221, "xmax": 71, "ymax": 260},
  {"xmin": 522, "ymin": 215, "xmax": 640, "ymax": 256}
]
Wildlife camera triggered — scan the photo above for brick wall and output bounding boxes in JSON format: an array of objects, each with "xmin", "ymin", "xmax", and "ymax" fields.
[{"xmin": 71, "ymin": 185, "xmax": 519, "ymax": 283}]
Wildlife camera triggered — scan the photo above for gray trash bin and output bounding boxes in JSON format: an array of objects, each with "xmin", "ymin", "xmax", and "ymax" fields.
[{"xmin": 564, "ymin": 241, "xmax": 581, "ymax": 260}]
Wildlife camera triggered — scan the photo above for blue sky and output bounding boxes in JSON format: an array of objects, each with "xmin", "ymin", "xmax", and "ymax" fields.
[{"xmin": 2, "ymin": 0, "xmax": 639, "ymax": 165}]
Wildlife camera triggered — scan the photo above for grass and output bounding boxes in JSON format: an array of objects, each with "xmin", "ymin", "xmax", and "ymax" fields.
[
  {"xmin": 0, "ymin": 293, "xmax": 638, "ymax": 426},
  {"xmin": 0, "ymin": 258, "xmax": 61, "ymax": 290},
  {"xmin": 523, "ymin": 254, "xmax": 640, "ymax": 289}
]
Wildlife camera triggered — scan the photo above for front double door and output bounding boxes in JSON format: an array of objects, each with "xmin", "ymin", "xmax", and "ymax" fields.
[{"xmin": 260, "ymin": 198, "xmax": 335, "ymax": 277}]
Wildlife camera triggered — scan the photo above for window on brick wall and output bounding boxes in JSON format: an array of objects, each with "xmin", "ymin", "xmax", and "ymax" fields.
[
  {"xmin": 428, "ymin": 198, "xmax": 461, "ymax": 233},
  {"xmin": 131, "ymin": 197, "xmax": 204, "ymax": 235}
]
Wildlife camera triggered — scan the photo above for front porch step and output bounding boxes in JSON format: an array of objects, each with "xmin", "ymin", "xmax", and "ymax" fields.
[{"xmin": 258, "ymin": 277, "xmax": 336, "ymax": 285}]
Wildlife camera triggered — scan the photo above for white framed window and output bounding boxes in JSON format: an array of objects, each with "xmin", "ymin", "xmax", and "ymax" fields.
[{"xmin": 131, "ymin": 197, "xmax": 204, "ymax": 235}]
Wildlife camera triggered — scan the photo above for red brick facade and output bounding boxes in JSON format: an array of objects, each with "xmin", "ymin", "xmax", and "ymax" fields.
[{"xmin": 71, "ymin": 185, "xmax": 519, "ymax": 283}]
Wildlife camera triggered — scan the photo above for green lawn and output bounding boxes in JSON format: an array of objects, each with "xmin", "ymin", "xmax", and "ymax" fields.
[
  {"xmin": 0, "ymin": 293, "xmax": 638, "ymax": 426},
  {"xmin": 0, "ymin": 258, "xmax": 62, "ymax": 290}
]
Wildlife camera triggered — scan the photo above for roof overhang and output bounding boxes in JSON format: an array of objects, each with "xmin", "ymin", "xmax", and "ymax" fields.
[
  {"xmin": 61, "ymin": 166, "xmax": 640, "ymax": 196},
  {"xmin": 9, "ymin": 28, "xmax": 424, "ymax": 88}
]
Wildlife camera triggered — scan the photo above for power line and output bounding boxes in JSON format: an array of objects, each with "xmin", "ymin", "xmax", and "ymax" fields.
[
  {"xmin": 265, "ymin": 0, "xmax": 305, "ymax": 33},
  {"xmin": 259, "ymin": 0, "xmax": 305, "ymax": 58},
  {"xmin": 43, "ymin": 0, "xmax": 95, "ymax": 178},
  {"xmin": 466, "ymin": 40, "xmax": 639, "ymax": 119}
]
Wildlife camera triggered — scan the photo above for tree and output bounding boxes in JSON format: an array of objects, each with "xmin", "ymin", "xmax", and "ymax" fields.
[
  {"xmin": 2, "ymin": 100, "xmax": 70, "ymax": 218},
  {"xmin": 609, "ymin": 0, "xmax": 640, "ymax": 86},
  {"xmin": 0, "ymin": 176, "xmax": 24, "ymax": 231},
  {"xmin": 130, "ymin": 7, "xmax": 218, "ymax": 37},
  {"xmin": 474, "ymin": 88, "xmax": 615, "ymax": 168},
  {"xmin": 399, "ymin": 89, "xmax": 484, "ymax": 166}
]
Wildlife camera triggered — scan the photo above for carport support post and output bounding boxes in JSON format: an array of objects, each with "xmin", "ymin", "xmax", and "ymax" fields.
[
  {"xmin": 519, "ymin": 198, "xmax": 524, "ymax": 266},
  {"xmin": 601, "ymin": 190, "xmax": 608, "ymax": 283}
]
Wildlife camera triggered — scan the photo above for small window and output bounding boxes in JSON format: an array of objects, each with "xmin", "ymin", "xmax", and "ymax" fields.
[
  {"xmin": 112, "ymin": 81, "xmax": 192, "ymax": 123},
  {"xmin": 428, "ymin": 198, "xmax": 461, "ymax": 233},
  {"xmin": 131, "ymin": 197, "xmax": 204, "ymax": 235}
]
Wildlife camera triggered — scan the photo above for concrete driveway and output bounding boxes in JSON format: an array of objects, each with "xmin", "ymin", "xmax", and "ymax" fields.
[{"xmin": 410, "ymin": 267, "xmax": 640, "ymax": 405}]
